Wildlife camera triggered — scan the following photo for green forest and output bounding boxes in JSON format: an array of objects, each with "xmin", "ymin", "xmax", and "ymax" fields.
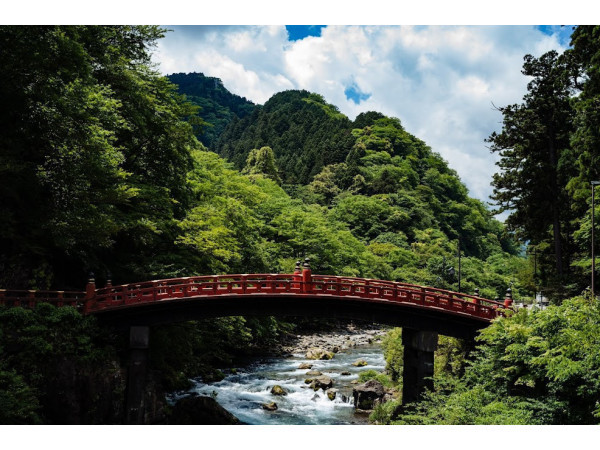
[{"xmin": 1, "ymin": 25, "xmax": 600, "ymax": 425}]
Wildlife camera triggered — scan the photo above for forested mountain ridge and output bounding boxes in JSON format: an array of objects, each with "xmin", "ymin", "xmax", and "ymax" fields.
[
  {"xmin": 216, "ymin": 90, "xmax": 356, "ymax": 183},
  {"xmin": 167, "ymin": 72, "xmax": 256, "ymax": 148}
]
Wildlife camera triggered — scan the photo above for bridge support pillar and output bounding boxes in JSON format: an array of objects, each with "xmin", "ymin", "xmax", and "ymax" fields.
[
  {"xmin": 125, "ymin": 326, "xmax": 150, "ymax": 424},
  {"xmin": 402, "ymin": 328, "xmax": 438, "ymax": 404}
]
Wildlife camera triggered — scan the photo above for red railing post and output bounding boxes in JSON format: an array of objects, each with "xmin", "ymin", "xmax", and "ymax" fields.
[
  {"xmin": 302, "ymin": 258, "xmax": 312, "ymax": 293},
  {"xmin": 84, "ymin": 272, "xmax": 96, "ymax": 314},
  {"xmin": 503, "ymin": 287, "xmax": 513, "ymax": 308},
  {"xmin": 292, "ymin": 260, "xmax": 302, "ymax": 291}
]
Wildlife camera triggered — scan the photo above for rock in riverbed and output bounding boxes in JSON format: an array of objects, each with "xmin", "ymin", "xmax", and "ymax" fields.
[
  {"xmin": 306, "ymin": 347, "xmax": 335, "ymax": 360},
  {"xmin": 352, "ymin": 359, "xmax": 368, "ymax": 367},
  {"xmin": 326, "ymin": 388, "xmax": 337, "ymax": 401},
  {"xmin": 310, "ymin": 375, "xmax": 333, "ymax": 391},
  {"xmin": 270, "ymin": 385, "xmax": 288, "ymax": 396},
  {"xmin": 352, "ymin": 379, "xmax": 386, "ymax": 411}
]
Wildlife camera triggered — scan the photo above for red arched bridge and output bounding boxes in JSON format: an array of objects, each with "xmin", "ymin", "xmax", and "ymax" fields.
[
  {"xmin": 0, "ymin": 260, "xmax": 514, "ymax": 422},
  {"xmin": 0, "ymin": 263, "xmax": 512, "ymax": 338}
]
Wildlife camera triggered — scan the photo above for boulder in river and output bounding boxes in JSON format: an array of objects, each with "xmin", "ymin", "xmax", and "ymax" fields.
[
  {"xmin": 270, "ymin": 385, "xmax": 288, "ymax": 396},
  {"xmin": 169, "ymin": 395, "xmax": 240, "ymax": 424},
  {"xmin": 306, "ymin": 347, "xmax": 335, "ymax": 360},
  {"xmin": 298, "ymin": 363, "xmax": 313, "ymax": 370},
  {"xmin": 262, "ymin": 402, "xmax": 278, "ymax": 411},
  {"xmin": 305, "ymin": 370, "xmax": 322, "ymax": 377},
  {"xmin": 352, "ymin": 379, "xmax": 386, "ymax": 411},
  {"xmin": 340, "ymin": 371, "xmax": 352, "ymax": 376},
  {"xmin": 310, "ymin": 375, "xmax": 333, "ymax": 391},
  {"xmin": 326, "ymin": 389, "xmax": 337, "ymax": 401},
  {"xmin": 352, "ymin": 359, "xmax": 368, "ymax": 367}
]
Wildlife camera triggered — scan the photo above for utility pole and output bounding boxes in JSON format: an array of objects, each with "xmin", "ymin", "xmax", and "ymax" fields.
[
  {"xmin": 457, "ymin": 237, "xmax": 462, "ymax": 293},
  {"xmin": 592, "ymin": 181, "xmax": 600, "ymax": 299}
]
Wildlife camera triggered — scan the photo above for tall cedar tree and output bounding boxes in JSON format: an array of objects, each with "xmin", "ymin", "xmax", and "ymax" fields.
[{"xmin": 487, "ymin": 51, "xmax": 576, "ymax": 280}]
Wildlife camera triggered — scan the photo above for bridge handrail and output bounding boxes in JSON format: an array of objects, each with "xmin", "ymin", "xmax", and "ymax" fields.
[
  {"xmin": 310, "ymin": 275, "xmax": 506, "ymax": 308},
  {"xmin": 1, "ymin": 273, "xmax": 511, "ymax": 322},
  {"xmin": 0, "ymin": 288, "xmax": 85, "ymax": 309}
]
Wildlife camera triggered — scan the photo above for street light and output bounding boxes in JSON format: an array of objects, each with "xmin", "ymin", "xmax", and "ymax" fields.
[
  {"xmin": 592, "ymin": 181, "xmax": 600, "ymax": 299},
  {"xmin": 457, "ymin": 238, "xmax": 462, "ymax": 293}
]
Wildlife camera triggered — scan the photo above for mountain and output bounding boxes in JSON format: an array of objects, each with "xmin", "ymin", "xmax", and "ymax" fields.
[
  {"xmin": 167, "ymin": 72, "xmax": 256, "ymax": 148},
  {"xmin": 215, "ymin": 90, "xmax": 358, "ymax": 184}
]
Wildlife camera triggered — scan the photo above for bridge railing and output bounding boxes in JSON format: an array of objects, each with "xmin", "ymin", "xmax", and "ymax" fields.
[
  {"xmin": 90, "ymin": 274, "xmax": 304, "ymax": 311},
  {"xmin": 0, "ymin": 289, "xmax": 85, "ymax": 309},
  {"xmin": 1, "ymin": 273, "xmax": 511, "ymax": 322},
  {"xmin": 309, "ymin": 275, "xmax": 507, "ymax": 320},
  {"xmin": 85, "ymin": 273, "xmax": 510, "ymax": 321}
]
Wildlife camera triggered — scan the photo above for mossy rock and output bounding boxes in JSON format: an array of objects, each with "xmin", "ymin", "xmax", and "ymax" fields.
[
  {"xmin": 352, "ymin": 359, "xmax": 368, "ymax": 367},
  {"xmin": 326, "ymin": 389, "xmax": 337, "ymax": 401},
  {"xmin": 262, "ymin": 402, "xmax": 278, "ymax": 411},
  {"xmin": 306, "ymin": 347, "xmax": 335, "ymax": 360},
  {"xmin": 310, "ymin": 375, "xmax": 333, "ymax": 391},
  {"xmin": 270, "ymin": 385, "xmax": 288, "ymax": 396},
  {"xmin": 305, "ymin": 370, "xmax": 322, "ymax": 377}
]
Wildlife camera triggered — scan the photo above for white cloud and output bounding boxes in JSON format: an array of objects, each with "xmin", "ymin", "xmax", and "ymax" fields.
[{"xmin": 152, "ymin": 25, "xmax": 570, "ymax": 215}]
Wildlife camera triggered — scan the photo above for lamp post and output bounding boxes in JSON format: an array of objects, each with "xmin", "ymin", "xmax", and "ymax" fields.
[
  {"xmin": 592, "ymin": 181, "xmax": 600, "ymax": 299},
  {"xmin": 457, "ymin": 238, "xmax": 462, "ymax": 293}
]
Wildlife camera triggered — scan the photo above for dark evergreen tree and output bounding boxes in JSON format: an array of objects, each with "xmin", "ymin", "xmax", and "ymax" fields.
[
  {"xmin": 487, "ymin": 51, "xmax": 577, "ymax": 288},
  {"xmin": 167, "ymin": 72, "xmax": 256, "ymax": 148}
]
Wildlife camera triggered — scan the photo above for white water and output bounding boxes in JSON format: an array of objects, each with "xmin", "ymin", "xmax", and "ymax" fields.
[{"xmin": 172, "ymin": 344, "xmax": 385, "ymax": 425}]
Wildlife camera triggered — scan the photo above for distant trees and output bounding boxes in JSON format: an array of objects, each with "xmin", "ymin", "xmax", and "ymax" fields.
[
  {"xmin": 242, "ymin": 146, "xmax": 282, "ymax": 184},
  {"xmin": 167, "ymin": 72, "xmax": 256, "ymax": 148},
  {"xmin": 215, "ymin": 90, "xmax": 356, "ymax": 184}
]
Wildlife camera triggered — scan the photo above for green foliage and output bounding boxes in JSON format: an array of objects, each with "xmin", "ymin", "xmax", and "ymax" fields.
[
  {"xmin": 0, "ymin": 369, "xmax": 41, "ymax": 424},
  {"xmin": 216, "ymin": 89, "xmax": 355, "ymax": 184},
  {"xmin": 378, "ymin": 296, "xmax": 600, "ymax": 425},
  {"xmin": 487, "ymin": 50, "xmax": 577, "ymax": 287},
  {"xmin": 0, "ymin": 25, "xmax": 200, "ymax": 288},
  {"xmin": 242, "ymin": 146, "xmax": 282, "ymax": 184},
  {"xmin": 0, "ymin": 304, "xmax": 120, "ymax": 423},
  {"xmin": 381, "ymin": 328, "xmax": 404, "ymax": 382},
  {"xmin": 358, "ymin": 369, "xmax": 395, "ymax": 389}
]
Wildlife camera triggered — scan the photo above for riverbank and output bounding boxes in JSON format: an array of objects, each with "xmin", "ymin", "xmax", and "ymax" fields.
[{"xmin": 279, "ymin": 322, "xmax": 389, "ymax": 356}]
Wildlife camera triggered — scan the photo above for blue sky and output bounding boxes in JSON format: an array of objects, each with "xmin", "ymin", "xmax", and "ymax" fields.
[
  {"xmin": 286, "ymin": 25, "xmax": 326, "ymax": 41},
  {"xmin": 153, "ymin": 25, "xmax": 572, "ymax": 211}
]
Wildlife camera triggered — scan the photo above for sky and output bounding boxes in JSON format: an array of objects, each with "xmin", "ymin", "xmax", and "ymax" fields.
[{"xmin": 152, "ymin": 24, "xmax": 572, "ymax": 211}]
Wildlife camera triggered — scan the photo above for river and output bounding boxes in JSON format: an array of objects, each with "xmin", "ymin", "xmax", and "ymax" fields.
[{"xmin": 170, "ymin": 340, "xmax": 386, "ymax": 425}]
